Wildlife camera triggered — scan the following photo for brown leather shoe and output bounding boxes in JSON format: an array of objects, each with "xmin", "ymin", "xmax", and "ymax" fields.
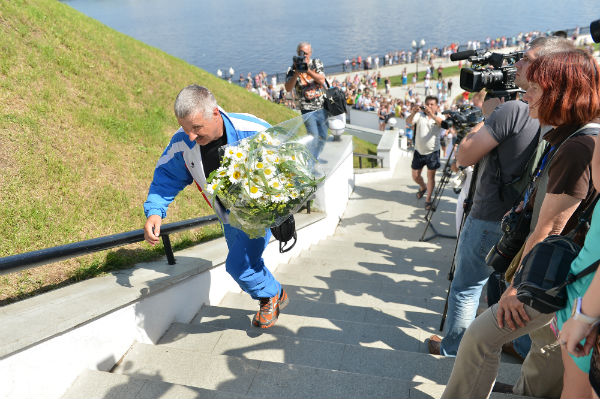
[
  {"xmin": 492, "ymin": 381, "xmax": 514, "ymax": 394},
  {"xmin": 427, "ymin": 334, "xmax": 442, "ymax": 355},
  {"xmin": 502, "ymin": 341, "xmax": 525, "ymax": 363}
]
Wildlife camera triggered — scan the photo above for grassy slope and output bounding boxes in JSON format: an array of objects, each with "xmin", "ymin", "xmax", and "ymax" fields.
[{"xmin": 0, "ymin": 0, "xmax": 296, "ymax": 302}]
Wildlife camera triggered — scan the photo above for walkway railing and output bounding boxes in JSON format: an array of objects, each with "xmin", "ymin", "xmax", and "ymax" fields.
[{"xmin": 0, "ymin": 215, "xmax": 219, "ymax": 275}]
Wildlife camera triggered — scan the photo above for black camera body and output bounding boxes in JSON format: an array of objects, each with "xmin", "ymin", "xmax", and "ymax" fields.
[
  {"xmin": 293, "ymin": 50, "xmax": 309, "ymax": 72},
  {"xmin": 440, "ymin": 104, "xmax": 484, "ymax": 141},
  {"xmin": 485, "ymin": 207, "xmax": 532, "ymax": 273},
  {"xmin": 592, "ymin": 18, "xmax": 600, "ymax": 43},
  {"xmin": 454, "ymin": 50, "xmax": 524, "ymax": 99}
]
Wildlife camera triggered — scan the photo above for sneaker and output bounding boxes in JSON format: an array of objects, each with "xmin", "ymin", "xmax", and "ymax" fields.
[
  {"xmin": 278, "ymin": 287, "xmax": 289, "ymax": 310},
  {"xmin": 252, "ymin": 288, "xmax": 289, "ymax": 328}
]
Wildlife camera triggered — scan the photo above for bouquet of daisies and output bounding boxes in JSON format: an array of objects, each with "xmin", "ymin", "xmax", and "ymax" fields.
[{"xmin": 205, "ymin": 115, "xmax": 324, "ymax": 238}]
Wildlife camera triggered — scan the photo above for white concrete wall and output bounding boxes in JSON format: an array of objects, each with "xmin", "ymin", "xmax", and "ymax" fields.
[{"xmin": 377, "ymin": 129, "xmax": 400, "ymax": 169}]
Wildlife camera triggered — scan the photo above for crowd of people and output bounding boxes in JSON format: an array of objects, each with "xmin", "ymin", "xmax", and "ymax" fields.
[{"xmin": 232, "ymin": 28, "xmax": 588, "ymax": 110}]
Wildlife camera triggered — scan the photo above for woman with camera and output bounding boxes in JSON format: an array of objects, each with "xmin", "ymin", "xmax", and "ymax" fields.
[{"xmin": 442, "ymin": 49, "xmax": 600, "ymax": 399}]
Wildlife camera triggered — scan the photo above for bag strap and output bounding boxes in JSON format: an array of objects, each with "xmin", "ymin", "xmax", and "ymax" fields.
[
  {"xmin": 565, "ymin": 193, "xmax": 600, "ymax": 238},
  {"xmin": 279, "ymin": 230, "xmax": 297, "ymax": 253},
  {"xmin": 547, "ymin": 258, "xmax": 600, "ymax": 296}
]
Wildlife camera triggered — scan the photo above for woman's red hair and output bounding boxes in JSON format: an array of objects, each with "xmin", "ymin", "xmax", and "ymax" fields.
[{"xmin": 526, "ymin": 49, "xmax": 600, "ymax": 126}]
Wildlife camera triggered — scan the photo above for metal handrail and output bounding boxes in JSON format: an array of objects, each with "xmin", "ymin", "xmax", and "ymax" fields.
[
  {"xmin": 354, "ymin": 152, "xmax": 383, "ymax": 169},
  {"xmin": 0, "ymin": 215, "xmax": 220, "ymax": 275}
]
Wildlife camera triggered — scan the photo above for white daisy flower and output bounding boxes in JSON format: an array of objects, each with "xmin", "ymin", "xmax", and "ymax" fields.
[
  {"xmin": 263, "ymin": 165, "xmax": 276, "ymax": 178},
  {"xmin": 272, "ymin": 192, "xmax": 288, "ymax": 203},
  {"xmin": 253, "ymin": 160, "xmax": 266, "ymax": 171},
  {"xmin": 224, "ymin": 146, "xmax": 239, "ymax": 159},
  {"xmin": 246, "ymin": 184, "xmax": 263, "ymax": 199},
  {"xmin": 215, "ymin": 168, "xmax": 228, "ymax": 178},
  {"xmin": 233, "ymin": 149, "xmax": 247, "ymax": 162},
  {"xmin": 268, "ymin": 179, "xmax": 283, "ymax": 190},
  {"xmin": 205, "ymin": 180, "xmax": 220, "ymax": 195},
  {"xmin": 228, "ymin": 168, "xmax": 243, "ymax": 184}
]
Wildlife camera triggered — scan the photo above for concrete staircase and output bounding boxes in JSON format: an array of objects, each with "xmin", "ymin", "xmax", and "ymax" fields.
[{"xmin": 62, "ymin": 157, "xmax": 525, "ymax": 399}]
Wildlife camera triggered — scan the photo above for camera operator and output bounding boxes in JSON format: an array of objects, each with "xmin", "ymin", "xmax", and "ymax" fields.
[
  {"xmin": 427, "ymin": 37, "xmax": 575, "ymax": 363},
  {"xmin": 406, "ymin": 96, "xmax": 445, "ymax": 210},
  {"xmin": 284, "ymin": 42, "xmax": 328, "ymax": 161}
]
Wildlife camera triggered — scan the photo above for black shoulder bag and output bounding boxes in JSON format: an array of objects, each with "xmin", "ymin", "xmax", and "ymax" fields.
[
  {"xmin": 270, "ymin": 214, "xmax": 297, "ymax": 253},
  {"xmin": 513, "ymin": 194, "xmax": 599, "ymax": 313},
  {"xmin": 323, "ymin": 80, "xmax": 347, "ymax": 117}
]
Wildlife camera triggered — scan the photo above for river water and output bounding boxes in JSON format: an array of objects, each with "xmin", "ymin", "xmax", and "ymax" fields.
[{"xmin": 61, "ymin": 0, "xmax": 599, "ymax": 78}]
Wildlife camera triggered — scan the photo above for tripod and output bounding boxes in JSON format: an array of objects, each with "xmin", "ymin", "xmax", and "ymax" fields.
[
  {"xmin": 439, "ymin": 162, "xmax": 480, "ymax": 331},
  {"xmin": 419, "ymin": 143, "xmax": 458, "ymax": 242}
]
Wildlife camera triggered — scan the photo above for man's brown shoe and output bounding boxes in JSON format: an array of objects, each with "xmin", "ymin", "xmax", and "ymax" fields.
[
  {"xmin": 492, "ymin": 381, "xmax": 514, "ymax": 394},
  {"xmin": 252, "ymin": 288, "xmax": 289, "ymax": 329},
  {"xmin": 427, "ymin": 334, "xmax": 442, "ymax": 355}
]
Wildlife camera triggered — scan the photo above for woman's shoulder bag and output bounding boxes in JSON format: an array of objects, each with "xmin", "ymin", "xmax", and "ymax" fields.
[{"xmin": 513, "ymin": 194, "xmax": 600, "ymax": 313}]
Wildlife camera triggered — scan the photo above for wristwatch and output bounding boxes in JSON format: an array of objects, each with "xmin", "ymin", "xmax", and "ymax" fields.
[{"xmin": 571, "ymin": 297, "xmax": 600, "ymax": 325}]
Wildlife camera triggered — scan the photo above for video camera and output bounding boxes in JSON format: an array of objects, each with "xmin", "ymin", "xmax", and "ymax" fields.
[
  {"xmin": 293, "ymin": 50, "xmax": 309, "ymax": 72},
  {"xmin": 592, "ymin": 18, "xmax": 600, "ymax": 43},
  {"xmin": 440, "ymin": 104, "xmax": 484, "ymax": 141},
  {"xmin": 450, "ymin": 49, "xmax": 524, "ymax": 99}
]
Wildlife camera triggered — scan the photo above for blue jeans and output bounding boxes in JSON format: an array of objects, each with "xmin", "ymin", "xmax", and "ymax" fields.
[
  {"xmin": 302, "ymin": 108, "xmax": 328, "ymax": 159},
  {"xmin": 441, "ymin": 215, "xmax": 502, "ymax": 356},
  {"xmin": 223, "ymin": 224, "xmax": 281, "ymax": 299}
]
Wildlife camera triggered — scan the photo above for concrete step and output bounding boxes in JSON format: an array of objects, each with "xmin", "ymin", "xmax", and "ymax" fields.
[
  {"xmin": 293, "ymin": 245, "xmax": 451, "ymax": 267},
  {"xmin": 411, "ymin": 382, "xmax": 530, "ymax": 399},
  {"xmin": 62, "ymin": 369, "xmax": 252, "ymax": 399},
  {"xmin": 280, "ymin": 257, "xmax": 447, "ymax": 287},
  {"xmin": 157, "ymin": 322, "xmax": 523, "ymax": 386},
  {"xmin": 113, "ymin": 341, "xmax": 523, "ymax": 399},
  {"xmin": 273, "ymin": 271, "xmax": 448, "ymax": 303},
  {"xmin": 215, "ymin": 287, "xmax": 445, "ymax": 326},
  {"xmin": 192, "ymin": 304, "xmax": 429, "ymax": 352},
  {"xmin": 113, "ymin": 342, "xmax": 415, "ymax": 398}
]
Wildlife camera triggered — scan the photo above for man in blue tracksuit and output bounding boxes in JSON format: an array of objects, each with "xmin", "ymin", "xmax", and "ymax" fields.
[{"xmin": 143, "ymin": 85, "xmax": 288, "ymax": 328}]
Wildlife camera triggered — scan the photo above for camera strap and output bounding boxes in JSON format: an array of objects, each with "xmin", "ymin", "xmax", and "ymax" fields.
[{"xmin": 493, "ymin": 126, "xmax": 542, "ymax": 203}]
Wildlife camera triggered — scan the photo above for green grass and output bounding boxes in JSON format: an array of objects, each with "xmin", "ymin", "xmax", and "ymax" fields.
[
  {"xmin": 351, "ymin": 135, "xmax": 379, "ymax": 168},
  {"xmin": 379, "ymin": 65, "xmax": 461, "ymax": 89},
  {"xmin": 0, "ymin": 0, "xmax": 297, "ymax": 304}
]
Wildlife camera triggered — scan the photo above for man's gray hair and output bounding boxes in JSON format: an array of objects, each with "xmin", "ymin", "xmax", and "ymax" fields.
[
  {"xmin": 296, "ymin": 41, "xmax": 311, "ymax": 55},
  {"xmin": 174, "ymin": 85, "xmax": 218, "ymax": 119},
  {"xmin": 529, "ymin": 36, "xmax": 575, "ymax": 56}
]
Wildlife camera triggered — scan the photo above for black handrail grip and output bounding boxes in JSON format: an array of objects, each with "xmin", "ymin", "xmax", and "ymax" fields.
[{"xmin": 0, "ymin": 215, "xmax": 219, "ymax": 274}]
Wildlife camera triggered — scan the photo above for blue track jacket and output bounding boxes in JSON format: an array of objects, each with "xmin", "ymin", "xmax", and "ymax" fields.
[{"xmin": 144, "ymin": 108, "xmax": 271, "ymax": 222}]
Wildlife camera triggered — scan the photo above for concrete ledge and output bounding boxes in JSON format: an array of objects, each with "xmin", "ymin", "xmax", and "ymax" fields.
[
  {"xmin": 345, "ymin": 123, "xmax": 382, "ymax": 144},
  {"xmin": 377, "ymin": 129, "xmax": 400, "ymax": 169}
]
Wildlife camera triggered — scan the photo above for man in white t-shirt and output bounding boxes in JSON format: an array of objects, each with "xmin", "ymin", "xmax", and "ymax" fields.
[{"xmin": 406, "ymin": 96, "xmax": 445, "ymax": 209}]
